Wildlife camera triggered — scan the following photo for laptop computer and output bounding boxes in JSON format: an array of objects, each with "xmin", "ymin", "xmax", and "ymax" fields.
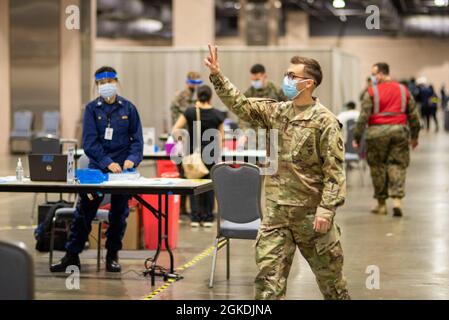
[{"xmin": 28, "ymin": 154, "xmax": 68, "ymax": 182}]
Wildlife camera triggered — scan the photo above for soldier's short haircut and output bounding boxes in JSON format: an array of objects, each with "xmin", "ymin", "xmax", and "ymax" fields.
[
  {"xmin": 187, "ymin": 71, "xmax": 201, "ymax": 80},
  {"xmin": 290, "ymin": 56, "xmax": 323, "ymax": 87},
  {"xmin": 374, "ymin": 62, "xmax": 390, "ymax": 75},
  {"xmin": 250, "ymin": 64, "xmax": 266, "ymax": 74}
]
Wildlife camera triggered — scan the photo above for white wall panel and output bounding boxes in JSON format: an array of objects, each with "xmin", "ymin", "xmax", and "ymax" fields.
[{"xmin": 96, "ymin": 47, "xmax": 360, "ymax": 136}]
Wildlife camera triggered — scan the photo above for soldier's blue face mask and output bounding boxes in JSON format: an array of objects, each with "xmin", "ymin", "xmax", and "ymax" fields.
[
  {"xmin": 282, "ymin": 76, "xmax": 309, "ymax": 100},
  {"xmin": 251, "ymin": 80, "xmax": 264, "ymax": 89}
]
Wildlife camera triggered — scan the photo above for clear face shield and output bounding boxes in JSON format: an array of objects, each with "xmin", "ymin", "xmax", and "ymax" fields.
[{"xmin": 186, "ymin": 78, "xmax": 203, "ymax": 100}]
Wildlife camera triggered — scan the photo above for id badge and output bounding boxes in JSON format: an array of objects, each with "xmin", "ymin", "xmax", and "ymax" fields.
[{"xmin": 105, "ymin": 127, "xmax": 114, "ymax": 140}]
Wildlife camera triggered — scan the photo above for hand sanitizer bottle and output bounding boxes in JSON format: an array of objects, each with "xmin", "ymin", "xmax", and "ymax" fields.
[
  {"xmin": 165, "ymin": 135, "xmax": 176, "ymax": 155},
  {"xmin": 16, "ymin": 158, "xmax": 24, "ymax": 182}
]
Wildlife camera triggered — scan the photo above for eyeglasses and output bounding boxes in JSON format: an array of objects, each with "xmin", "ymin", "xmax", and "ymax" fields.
[{"xmin": 284, "ymin": 71, "xmax": 313, "ymax": 82}]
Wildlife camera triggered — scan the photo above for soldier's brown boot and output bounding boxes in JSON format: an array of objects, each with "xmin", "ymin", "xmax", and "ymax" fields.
[
  {"xmin": 392, "ymin": 198, "xmax": 403, "ymax": 217},
  {"xmin": 371, "ymin": 200, "xmax": 387, "ymax": 215}
]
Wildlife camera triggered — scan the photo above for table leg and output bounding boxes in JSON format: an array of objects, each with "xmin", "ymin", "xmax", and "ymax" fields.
[
  {"xmin": 149, "ymin": 194, "xmax": 163, "ymax": 286},
  {"xmin": 133, "ymin": 193, "xmax": 182, "ymax": 286},
  {"xmin": 163, "ymin": 193, "xmax": 174, "ymax": 273}
]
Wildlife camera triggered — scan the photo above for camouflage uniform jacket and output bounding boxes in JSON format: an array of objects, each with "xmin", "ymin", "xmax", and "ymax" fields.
[
  {"xmin": 211, "ymin": 72, "xmax": 346, "ymax": 222},
  {"xmin": 170, "ymin": 88, "xmax": 196, "ymax": 125},
  {"xmin": 353, "ymin": 90, "xmax": 421, "ymax": 143}
]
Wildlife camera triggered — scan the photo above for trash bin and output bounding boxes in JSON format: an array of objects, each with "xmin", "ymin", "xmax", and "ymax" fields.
[
  {"xmin": 141, "ymin": 194, "xmax": 180, "ymax": 250},
  {"xmin": 156, "ymin": 160, "xmax": 178, "ymax": 177},
  {"xmin": 224, "ymin": 138, "xmax": 237, "ymax": 151},
  {"xmin": 144, "ymin": 159, "xmax": 181, "ymax": 250}
]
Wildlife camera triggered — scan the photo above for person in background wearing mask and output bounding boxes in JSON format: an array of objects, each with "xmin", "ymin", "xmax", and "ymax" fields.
[
  {"xmin": 50, "ymin": 66, "xmax": 143, "ymax": 273},
  {"xmin": 239, "ymin": 64, "xmax": 287, "ymax": 135},
  {"xmin": 353, "ymin": 62, "xmax": 420, "ymax": 217},
  {"xmin": 205, "ymin": 45, "xmax": 349, "ymax": 300},
  {"xmin": 244, "ymin": 64, "xmax": 287, "ymax": 102},
  {"xmin": 170, "ymin": 71, "xmax": 203, "ymax": 127},
  {"xmin": 172, "ymin": 85, "xmax": 225, "ymax": 227}
]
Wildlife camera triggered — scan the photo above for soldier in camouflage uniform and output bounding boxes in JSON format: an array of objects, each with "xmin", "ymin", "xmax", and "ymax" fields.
[
  {"xmin": 244, "ymin": 63, "xmax": 287, "ymax": 102},
  {"xmin": 170, "ymin": 71, "xmax": 203, "ymax": 126},
  {"xmin": 205, "ymin": 45, "xmax": 350, "ymax": 300},
  {"xmin": 240, "ymin": 64, "xmax": 287, "ymax": 131},
  {"xmin": 353, "ymin": 63, "xmax": 420, "ymax": 217}
]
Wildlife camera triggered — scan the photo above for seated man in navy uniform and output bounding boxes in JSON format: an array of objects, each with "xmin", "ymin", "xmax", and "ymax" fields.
[{"xmin": 51, "ymin": 66, "xmax": 143, "ymax": 273}]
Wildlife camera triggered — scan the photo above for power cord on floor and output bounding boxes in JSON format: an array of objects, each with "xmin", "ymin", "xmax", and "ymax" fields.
[
  {"xmin": 121, "ymin": 269, "xmax": 146, "ymax": 278},
  {"xmin": 143, "ymin": 257, "xmax": 169, "ymax": 275}
]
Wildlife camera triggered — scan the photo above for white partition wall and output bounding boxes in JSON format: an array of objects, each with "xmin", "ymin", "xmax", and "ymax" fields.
[
  {"xmin": 332, "ymin": 48, "xmax": 362, "ymax": 114},
  {"xmin": 0, "ymin": 0, "xmax": 10, "ymax": 155},
  {"xmin": 96, "ymin": 47, "xmax": 360, "ymax": 136}
]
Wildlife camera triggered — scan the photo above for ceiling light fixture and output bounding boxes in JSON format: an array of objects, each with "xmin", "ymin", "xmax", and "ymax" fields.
[
  {"xmin": 435, "ymin": 0, "xmax": 448, "ymax": 7},
  {"xmin": 333, "ymin": 0, "xmax": 346, "ymax": 9}
]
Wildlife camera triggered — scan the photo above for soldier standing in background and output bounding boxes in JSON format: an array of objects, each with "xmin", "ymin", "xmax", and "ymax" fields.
[
  {"xmin": 353, "ymin": 62, "xmax": 420, "ymax": 217},
  {"xmin": 359, "ymin": 76, "xmax": 372, "ymax": 102},
  {"xmin": 244, "ymin": 63, "xmax": 287, "ymax": 102},
  {"xmin": 205, "ymin": 44, "xmax": 350, "ymax": 300},
  {"xmin": 170, "ymin": 71, "xmax": 203, "ymax": 126},
  {"xmin": 240, "ymin": 64, "xmax": 287, "ymax": 132}
]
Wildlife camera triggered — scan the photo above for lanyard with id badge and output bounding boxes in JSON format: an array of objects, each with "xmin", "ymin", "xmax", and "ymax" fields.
[{"xmin": 105, "ymin": 109, "xmax": 115, "ymax": 141}]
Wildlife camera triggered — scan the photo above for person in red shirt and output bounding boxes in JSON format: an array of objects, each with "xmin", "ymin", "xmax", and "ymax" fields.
[{"xmin": 353, "ymin": 62, "xmax": 421, "ymax": 217}]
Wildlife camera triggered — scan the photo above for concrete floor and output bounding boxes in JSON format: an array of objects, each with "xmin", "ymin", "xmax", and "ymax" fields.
[{"xmin": 1, "ymin": 128, "xmax": 449, "ymax": 300}]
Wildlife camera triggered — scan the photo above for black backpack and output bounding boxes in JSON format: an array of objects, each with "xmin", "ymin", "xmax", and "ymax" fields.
[{"xmin": 34, "ymin": 201, "xmax": 74, "ymax": 252}]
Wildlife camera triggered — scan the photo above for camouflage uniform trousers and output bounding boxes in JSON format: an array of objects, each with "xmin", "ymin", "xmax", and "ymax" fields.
[
  {"xmin": 365, "ymin": 125, "xmax": 410, "ymax": 200},
  {"xmin": 255, "ymin": 200, "xmax": 350, "ymax": 300}
]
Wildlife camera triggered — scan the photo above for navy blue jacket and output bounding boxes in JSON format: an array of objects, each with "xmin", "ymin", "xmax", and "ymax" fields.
[{"xmin": 82, "ymin": 96, "xmax": 143, "ymax": 171}]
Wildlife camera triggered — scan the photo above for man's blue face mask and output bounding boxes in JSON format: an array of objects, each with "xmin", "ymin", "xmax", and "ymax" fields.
[
  {"xmin": 251, "ymin": 80, "xmax": 264, "ymax": 90},
  {"xmin": 282, "ymin": 77, "xmax": 308, "ymax": 100}
]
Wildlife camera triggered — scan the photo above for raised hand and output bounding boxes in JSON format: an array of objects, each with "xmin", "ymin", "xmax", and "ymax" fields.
[{"xmin": 204, "ymin": 44, "xmax": 220, "ymax": 74}]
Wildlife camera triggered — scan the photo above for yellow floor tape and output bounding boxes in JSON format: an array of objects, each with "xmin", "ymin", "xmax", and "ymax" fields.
[
  {"xmin": 0, "ymin": 225, "xmax": 36, "ymax": 231},
  {"xmin": 142, "ymin": 239, "xmax": 227, "ymax": 300}
]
